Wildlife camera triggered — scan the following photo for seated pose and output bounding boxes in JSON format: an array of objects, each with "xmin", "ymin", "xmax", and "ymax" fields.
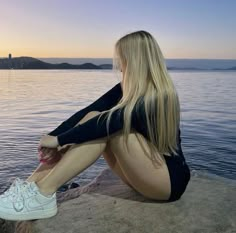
[{"xmin": 0, "ymin": 30, "xmax": 191, "ymax": 221}]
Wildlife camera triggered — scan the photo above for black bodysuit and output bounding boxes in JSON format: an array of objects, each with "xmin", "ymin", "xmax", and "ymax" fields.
[{"xmin": 48, "ymin": 82, "xmax": 191, "ymax": 201}]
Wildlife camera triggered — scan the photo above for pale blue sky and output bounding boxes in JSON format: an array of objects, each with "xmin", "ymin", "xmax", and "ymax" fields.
[{"xmin": 1, "ymin": 0, "xmax": 236, "ymax": 58}]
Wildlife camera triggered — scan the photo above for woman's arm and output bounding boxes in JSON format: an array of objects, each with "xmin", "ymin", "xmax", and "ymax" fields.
[
  {"xmin": 55, "ymin": 98, "xmax": 145, "ymax": 147},
  {"xmin": 47, "ymin": 82, "xmax": 122, "ymax": 136},
  {"xmin": 55, "ymin": 97, "xmax": 183, "ymax": 157}
]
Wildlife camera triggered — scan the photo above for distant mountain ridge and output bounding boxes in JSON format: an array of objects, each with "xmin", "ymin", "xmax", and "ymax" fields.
[
  {"xmin": 0, "ymin": 56, "xmax": 112, "ymax": 69},
  {"xmin": 0, "ymin": 56, "xmax": 235, "ymax": 70}
]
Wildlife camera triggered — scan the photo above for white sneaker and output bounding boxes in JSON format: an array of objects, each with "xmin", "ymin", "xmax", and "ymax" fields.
[{"xmin": 0, "ymin": 180, "xmax": 58, "ymax": 221}]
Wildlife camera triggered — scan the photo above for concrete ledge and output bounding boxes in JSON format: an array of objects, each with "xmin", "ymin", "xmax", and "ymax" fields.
[{"xmin": 0, "ymin": 168, "xmax": 235, "ymax": 233}]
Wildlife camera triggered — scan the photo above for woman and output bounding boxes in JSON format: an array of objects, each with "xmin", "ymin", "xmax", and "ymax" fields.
[{"xmin": 0, "ymin": 30, "xmax": 191, "ymax": 221}]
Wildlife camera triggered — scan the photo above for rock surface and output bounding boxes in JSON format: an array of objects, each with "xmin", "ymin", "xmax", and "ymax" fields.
[{"xmin": 0, "ymin": 168, "xmax": 235, "ymax": 233}]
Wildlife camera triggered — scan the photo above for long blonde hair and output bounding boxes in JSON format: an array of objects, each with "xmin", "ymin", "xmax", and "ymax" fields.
[{"xmin": 97, "ymin": 30, "xmax": 180, "ymax": 168}]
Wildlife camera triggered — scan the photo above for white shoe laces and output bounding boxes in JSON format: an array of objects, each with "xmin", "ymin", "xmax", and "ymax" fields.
[
  {"xmin": 1, "ymin": 178, "xmax": 38, "ymax": 212},
  {"xmin": 1, "ymin": 178, "xmax": 24, "ymax": 197},
  {"xmin": 12, "ymin": 180, "xmax": 38, "ymax": 212}
]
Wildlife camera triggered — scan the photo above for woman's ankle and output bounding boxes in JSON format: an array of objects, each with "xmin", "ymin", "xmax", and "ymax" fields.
[
  {"xmin": 25, "ymin": 176, "xmax": 36, "ymax": 182},
  {"xmin": 26, "ymin": 175, "xmax": 44, "ymax": 183},
  {"xmin": 36, "ymin": 180, "xmax": 57, "ymax": 196}
]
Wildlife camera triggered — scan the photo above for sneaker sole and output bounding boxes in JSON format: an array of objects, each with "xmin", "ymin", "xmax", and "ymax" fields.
[{"xmin": 0, "ymin": 206, "xmax": 58, "ymax": 221}]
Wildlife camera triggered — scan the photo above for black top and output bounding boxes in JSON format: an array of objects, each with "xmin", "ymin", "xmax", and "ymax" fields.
[{"xmin": 48, "ymin": 82, "xmax": 183, "ymax": 157}]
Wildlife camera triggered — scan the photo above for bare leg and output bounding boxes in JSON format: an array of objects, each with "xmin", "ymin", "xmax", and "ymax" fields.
[
  {"xmin": 26, "ymin": 111, "xmax": 101, "ymax": 183},
  {"xmin": 36, "ymin": 138, "xmax": 107, "ymax": 196},
  {"xmin": 35, "ymin": 130, "xmax": 171, "ymax": 201},
  {"xmin": 26, "ymin": 163, "xmax": 57, "ymax": 183},
  {"xmin": 103, "ymin": 143, "xmax": 133, "ymax": 188},
  {"xmin": 26, "ymin": 145, "xmax": 71, "ymax": 183}
]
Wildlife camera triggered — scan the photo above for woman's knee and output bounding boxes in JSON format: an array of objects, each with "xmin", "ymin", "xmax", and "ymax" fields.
[
  {"xmin": 85, "ymin": 111, "xmax": 101, "ymax": 118},
  {"xmin": 76, "ymin": 111, "xmax": 101, "ymax": 125},
  {"xmin": 109, "ymin": 130, "xmax": 140, "ymax": 151}
]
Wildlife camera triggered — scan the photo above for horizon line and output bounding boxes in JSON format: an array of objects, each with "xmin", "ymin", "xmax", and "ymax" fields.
[{"xmin": 1, "ymin": 56, "xmax": 236, "ymax": 60}]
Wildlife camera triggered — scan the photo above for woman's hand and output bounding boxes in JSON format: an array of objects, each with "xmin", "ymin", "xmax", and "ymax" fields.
[
  {"xmin": 39, "ymin": 135, "xmax": 59, "ymax": 149},
  {"xmin": 38, "ymin": 147, "xmax": 62, "ymax": 164}
]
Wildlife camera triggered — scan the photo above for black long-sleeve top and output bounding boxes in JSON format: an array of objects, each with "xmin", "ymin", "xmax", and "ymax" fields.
[{"xmin": 48, "ymin": 82, "xmax": 183, "ymax": 156}]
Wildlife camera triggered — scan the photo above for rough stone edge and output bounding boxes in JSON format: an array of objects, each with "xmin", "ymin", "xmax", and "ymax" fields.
[{"xmin": 1, "ymin": 168, "xmax": 236, "ymax": 233}]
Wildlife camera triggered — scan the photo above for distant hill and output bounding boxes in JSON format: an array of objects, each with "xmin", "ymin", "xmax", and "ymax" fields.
[
  {"xmin": 0, "ymin": 56, "xmax": 235, "ymax": 70},
  {"xmin": 212, "ymin": 66, "xmax": 236, "ymax": 71},
  {"xmin": 0, "ymin": 56, "xmax": 103, "ymax": 69},
  {"xmin": 99, "ymin": 64, "xmax": 113, "ymax": 69}
]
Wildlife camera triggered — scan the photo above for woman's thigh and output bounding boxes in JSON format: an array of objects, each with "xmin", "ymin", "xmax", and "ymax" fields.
[
  {"xmin": 103, "ymin": 143, "xmax": 134, "ymax": 188},
  {"xmin": 108, "ymin": 130, "xmax": 171, "ymax": 201}
]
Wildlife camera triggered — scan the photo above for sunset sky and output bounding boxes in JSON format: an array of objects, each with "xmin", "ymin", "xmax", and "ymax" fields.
[{"xmin": 1, "ymin": 0, "xmax": 236, "ymax": 59}]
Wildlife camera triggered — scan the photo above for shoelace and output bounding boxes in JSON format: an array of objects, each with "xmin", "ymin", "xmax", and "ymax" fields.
[
  {"xmin": 1, "ymin": 178, "xmax": 25, "ymax": 197},
  {"xmin": 11, "ymin": 180, "xmax": 38, "ymax": 212}
]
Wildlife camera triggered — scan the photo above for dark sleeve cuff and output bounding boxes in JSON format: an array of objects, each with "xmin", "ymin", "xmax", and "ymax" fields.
[{"xmin": 57, "ymin": 126, "xmax": 81, "ymax": 147}]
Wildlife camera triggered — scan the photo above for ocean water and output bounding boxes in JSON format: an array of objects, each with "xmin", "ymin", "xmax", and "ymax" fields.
[{"xmin": 0, "ymin": 70, "xmax": 235, "ymax": 193}]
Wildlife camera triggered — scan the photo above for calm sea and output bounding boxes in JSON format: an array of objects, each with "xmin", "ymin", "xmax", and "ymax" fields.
[{"xmin": 0, "ymin": 70, "xmax": 235, "ymax": 193}]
